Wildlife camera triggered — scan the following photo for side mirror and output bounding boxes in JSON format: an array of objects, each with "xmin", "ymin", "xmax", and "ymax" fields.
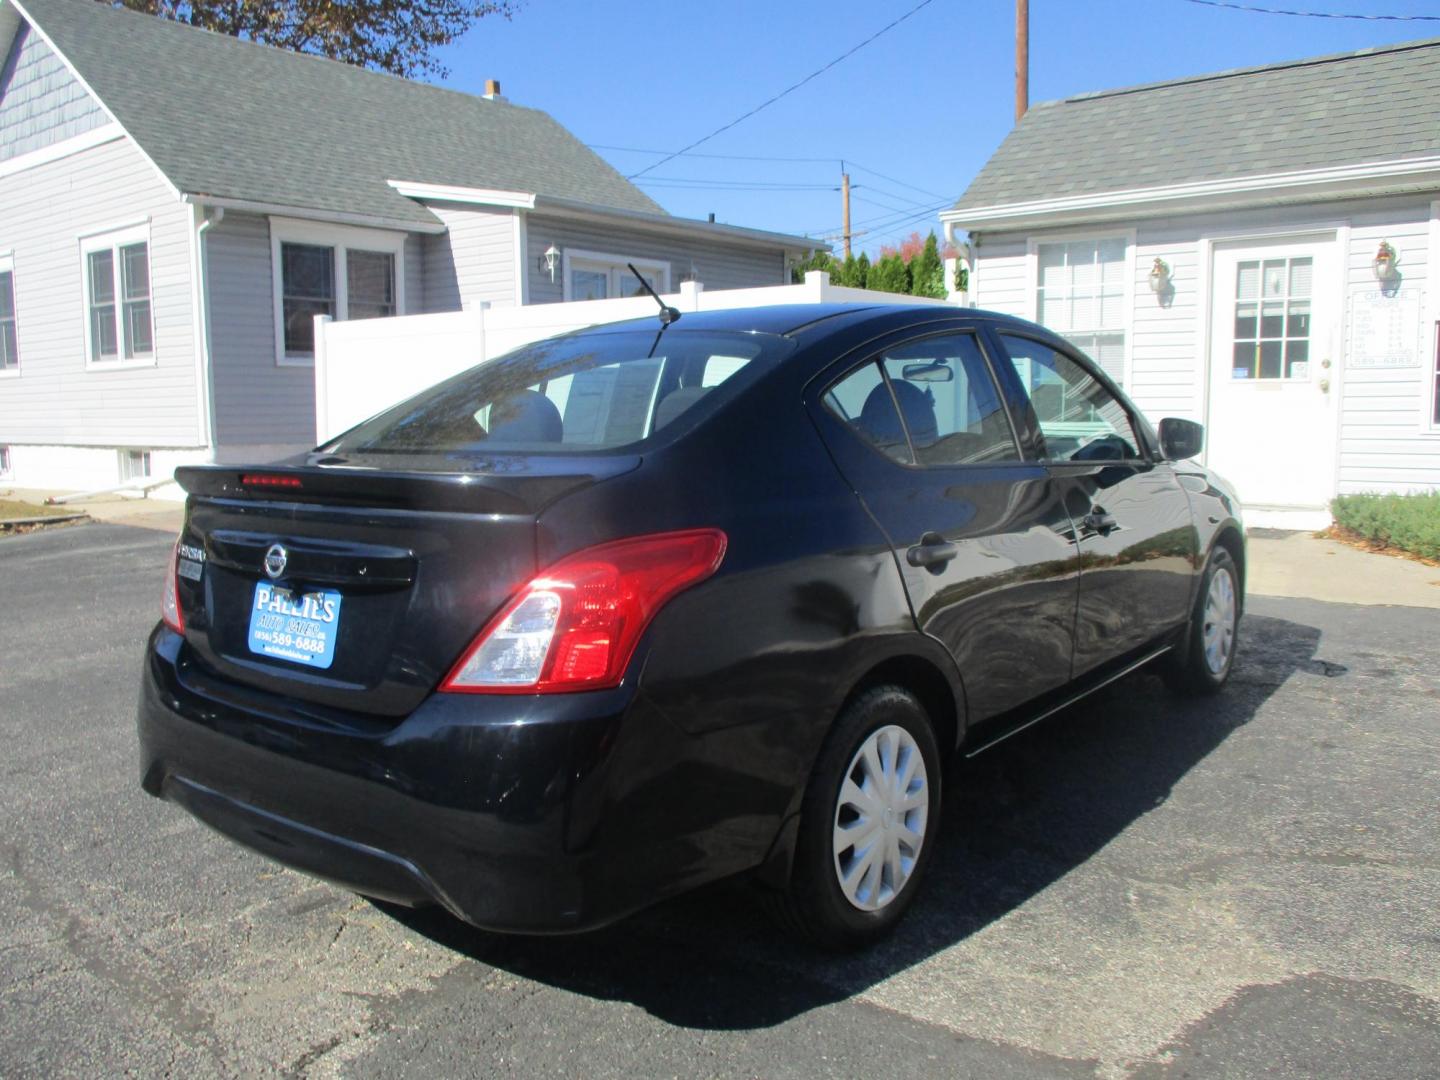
[{"xmin": 1158, "ymin": 417, "xmax": 1204, "ymax": 461}]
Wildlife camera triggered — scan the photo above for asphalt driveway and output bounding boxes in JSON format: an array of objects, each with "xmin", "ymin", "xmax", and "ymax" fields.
[{"xmin": 2, "ymin": 523, "xmax": 1437, "ymax": 1078}]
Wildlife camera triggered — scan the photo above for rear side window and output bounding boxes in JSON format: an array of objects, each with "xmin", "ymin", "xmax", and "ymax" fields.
[
  {"xmin": 995, "ymin": 334, "xmax": 1141, "ymax": 462},
  {"xmin": 330, "ymin": 329, "xmax": 790, "ymax": 455},
  {"xmin": 823, "ymin": 333, "xmax": 1020, "ymax": 467}
]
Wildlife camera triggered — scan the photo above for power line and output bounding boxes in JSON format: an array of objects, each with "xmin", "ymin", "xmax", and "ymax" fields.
[
  {"xmin": 633, "ymin": 176, "xmax": 841, "ymax": 191},
  {"xmin": 846, "ymin": 160, "xmax": 953, "ymax": 201},
  {"xmin": 1179, "ymin": 0, "xmax": 1440, "ymax": 19},
  {"xmin": 590, "ymin": 144, "xmax": 841, "ymax": 164},
  {"xmin": 626, "ymin": 0, "xmax": 941, "ymax": 180}
]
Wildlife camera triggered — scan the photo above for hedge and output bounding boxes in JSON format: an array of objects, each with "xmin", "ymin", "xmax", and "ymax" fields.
[{"xmin": 1329, "ymin": 491, "xmax": 1440, "ymax": 562}]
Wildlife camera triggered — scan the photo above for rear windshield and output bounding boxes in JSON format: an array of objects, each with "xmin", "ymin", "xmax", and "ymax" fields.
[{"xmin": 328, "ymin": 329, "xmax": 792, "ymax": 456}]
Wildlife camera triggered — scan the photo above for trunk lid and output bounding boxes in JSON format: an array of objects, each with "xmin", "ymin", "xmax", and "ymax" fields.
[{"xmin": 171, "ymin": 453, "xmax": 639, "ymax": 717}]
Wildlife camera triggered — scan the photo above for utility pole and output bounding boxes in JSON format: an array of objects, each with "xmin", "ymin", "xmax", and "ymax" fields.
[
  {"xmin": 841, "ymin": 170, "xmax": 852, "ymax": 259},
  {"xmin": 1015, "ymin": 0, "xmax": 1029, "ymax": 123}
]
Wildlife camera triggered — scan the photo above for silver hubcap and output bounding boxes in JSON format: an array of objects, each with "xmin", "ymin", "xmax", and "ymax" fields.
[
  {"xmin": 832, "ymin": 724, "xmax": 929, "ymax": 912},
  {"xmin": 1203, "ymin": 566, "xmax": 1237, "ymax": 675}
]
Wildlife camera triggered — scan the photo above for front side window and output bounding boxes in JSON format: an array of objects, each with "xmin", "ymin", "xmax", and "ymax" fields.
[
  {"xmin": 0, "ymin": 261, "xmax": 16, "ymax": 371},
  {"xmin": 824, "ymin": 334, "xmax": 1020, "ymax": 467},
  {"xmin": 1035, "ymin": 237, "xmax": 1127, "ymax": 384},
  {"xmin": 83, "ymin": 231, "xmax": 153, "ymax": 365},
  {"xmin": 997, "ymin": 334, "xmax": 1141, "ymax": 462},
  {"xmin": 565, "ymin": 254, "xmax": 669, "ymax": 301},
  {"xmin": 329, "ymin": 329, "xmax": 787, "ymax": 458},
  {"xmin": 274, "ymin": 224, "xmax": 403, "ymax": 363}
]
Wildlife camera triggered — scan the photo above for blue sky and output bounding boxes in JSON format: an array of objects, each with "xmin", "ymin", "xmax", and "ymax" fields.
[{"xmin": 430, "ymin": 1, "xmax": 1439, "ymax": 256}]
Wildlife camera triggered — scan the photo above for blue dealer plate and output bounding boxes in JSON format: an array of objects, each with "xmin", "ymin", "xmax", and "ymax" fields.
[{"xmin": 247, "ymin": 582, "xmax": 343, "ymax": 669}]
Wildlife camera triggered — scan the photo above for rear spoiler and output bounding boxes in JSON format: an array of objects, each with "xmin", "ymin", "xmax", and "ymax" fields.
[{"xmin": 175, "ymin": 455, "xmax": 641, "ymax": 516}]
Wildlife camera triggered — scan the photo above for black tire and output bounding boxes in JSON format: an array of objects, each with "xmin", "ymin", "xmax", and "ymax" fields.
[
  {"xmin": 768, "ymin": 685, "xmax": 942, "ymax": 950},
  {"xmin": 1162, "ymin": 546, "xmax": 1241, "ymax": 696}
]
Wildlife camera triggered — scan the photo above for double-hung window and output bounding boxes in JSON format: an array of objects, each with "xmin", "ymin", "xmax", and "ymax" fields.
[
  {"xmin": 82, "ymin": 227, "xmax": 154, "ymax": 366},
  {"xmin": 1034, "ymin": 237, "xmax": 1129, "ymax": 385},
  {"xmin": 271, "ymin": 220, "xmax": 404, "ymax": 364},
  {"xmin": 0, "ymin": 254, "xmax": 16, "ymax": 373},
  {"xmin": 563, "ymin": 251, "xmax": 669, "ymax": 302}
]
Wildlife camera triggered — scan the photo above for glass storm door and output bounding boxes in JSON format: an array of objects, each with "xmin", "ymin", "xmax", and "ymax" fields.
[{"xmin": 1207, "ymin": 237, "xmax": 1339, "ymax": 511}]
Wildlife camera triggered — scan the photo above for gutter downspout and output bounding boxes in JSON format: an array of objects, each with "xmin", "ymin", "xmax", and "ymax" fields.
[{"xmin": 187, "ymin": 203, "xmax": 223, "ymax": 460}]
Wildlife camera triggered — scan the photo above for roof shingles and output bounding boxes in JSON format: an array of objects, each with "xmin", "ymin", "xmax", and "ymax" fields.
[
  {"xmin": 954, "ymin": 37, "xmax": 1440, "ymax": 212},
  {"xmin": 18, "ymin": 0, "xmax": 665, "ymax": 226}
]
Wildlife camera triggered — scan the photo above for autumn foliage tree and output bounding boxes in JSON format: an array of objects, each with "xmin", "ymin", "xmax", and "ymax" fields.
[{"xmin": 105, "ymin": 0, "xmax": 520, "ymax": 77}]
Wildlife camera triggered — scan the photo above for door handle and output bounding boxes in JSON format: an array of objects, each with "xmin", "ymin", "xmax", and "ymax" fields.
[
  {"xmin": 907, "ymin": 533, "xmax": 959, "ymax": 568},
  {"xmin": 1082, "ymin": 510, "xmax": 1118, "ymax": 534}
]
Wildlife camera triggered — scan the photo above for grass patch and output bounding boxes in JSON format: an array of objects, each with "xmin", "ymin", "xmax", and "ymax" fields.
[
  {"xmin": 1330, "ymin": 491, "xmax": 1440, "ymax": 563},
  {"xmin": 0, "ymin": 498, "xmax": 75, "ymax": 521}
]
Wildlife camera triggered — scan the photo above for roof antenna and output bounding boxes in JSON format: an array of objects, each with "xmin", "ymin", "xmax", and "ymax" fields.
[{"xmin": 628, "ymin": 263, "xmax": 681, "ymax": 326}]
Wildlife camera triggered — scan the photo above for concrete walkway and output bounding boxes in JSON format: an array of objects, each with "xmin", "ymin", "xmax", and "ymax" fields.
[
  {"xmin": 2, "ymin": 487, "xmax": 183, "ymax": 534},
  {"xmin": 1248, "ymin": 529, "xmax": 1440, "ymax": 609}
]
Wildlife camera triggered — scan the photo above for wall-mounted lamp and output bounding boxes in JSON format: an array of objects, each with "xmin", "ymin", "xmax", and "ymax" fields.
[
  {"xmin": 541, "ymin": 244, "xmax": 560, "ymax": 283},
  {"xmin": 1373, "ymin": 241, "xmax": 1399, "ymax": 283},
  {"xmin": 1148, "ymin": 257, "xmax": 1172, "ymax": 294}
]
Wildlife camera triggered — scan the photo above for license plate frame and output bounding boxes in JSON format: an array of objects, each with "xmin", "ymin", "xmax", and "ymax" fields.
[{"xmin": 247, "ymin": 582, "xmax": 343, "ymax": 669}]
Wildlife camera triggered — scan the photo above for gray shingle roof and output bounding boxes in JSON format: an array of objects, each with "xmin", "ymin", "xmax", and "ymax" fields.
[
  {"xmin": 17, "ymin": 0, "xmax": 665, "ymax": 227},
  {"xmin": 954, "ymin": 37, "xmax": 1440, "ymax": 213}
]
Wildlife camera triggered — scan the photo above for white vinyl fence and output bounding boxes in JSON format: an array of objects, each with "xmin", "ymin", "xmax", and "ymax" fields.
[{"xmin": 313, "ymin": 273, "xmax": 961, "ymax": 442}]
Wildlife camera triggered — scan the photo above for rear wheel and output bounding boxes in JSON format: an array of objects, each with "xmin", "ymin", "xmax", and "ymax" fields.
[
  {"xmin": 769, "ymin": 686, "xmax": 941, "ymax": 949},
  {"xmin": 1163, "ymin": 546, "xmax": 1240, "ymax": 695}
]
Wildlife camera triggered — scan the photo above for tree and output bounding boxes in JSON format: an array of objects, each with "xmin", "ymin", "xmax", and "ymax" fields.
[
  {"xmin": 790, "ymin": 249, "xmax": 836, "ymax": 284},
  {"xmin": 869, "ymin": 253, "xmax": 910, "ymax": 295},
  {"xmin": 106, "ymin": 0, "xmax": 521, "ymax": 78},
  {"xmin": 854, "ymin": 252, "xmax": 871, "ymax": 290},
  {"xmin": 910, "ymin": 232, "xmax": 946, "ymax": 299}
]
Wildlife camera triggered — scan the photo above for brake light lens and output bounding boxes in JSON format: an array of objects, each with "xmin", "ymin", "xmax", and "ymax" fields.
[
  {"xmin": 442, "ymin": 529, "xmax": 727, "ymax": 694},
  {"xmin": 241, "ymin": 473, "xmax": 303, "ymax": 490},
  {"xmin": 161, "ymin": 540, "xmax": 184, "ymax": 633}
]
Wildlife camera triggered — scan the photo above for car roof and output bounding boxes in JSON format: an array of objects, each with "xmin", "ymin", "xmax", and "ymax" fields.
[{"xmin": 573, "ymin": 302, "xmax": 1025, "ymax": 339}]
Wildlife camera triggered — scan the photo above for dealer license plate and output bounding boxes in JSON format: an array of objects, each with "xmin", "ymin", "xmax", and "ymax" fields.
[{"xmin": 247, "ymin": 582, "xmax": 343, "ymax": 669}]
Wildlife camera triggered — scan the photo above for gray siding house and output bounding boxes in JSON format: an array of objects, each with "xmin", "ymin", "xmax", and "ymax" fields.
[
  {"xmin": 942, "ymin": 39, "xmax": 1440, "ymax": 525},
  {"xmin": 0, "ymin": 0, "xmax": 816, "ymax": 489}
]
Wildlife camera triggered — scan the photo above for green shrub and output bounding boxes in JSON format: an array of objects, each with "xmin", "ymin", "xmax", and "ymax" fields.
[{"xmin": 1330, "ymin": 491, "xmax": 1440, "ymax": 561}]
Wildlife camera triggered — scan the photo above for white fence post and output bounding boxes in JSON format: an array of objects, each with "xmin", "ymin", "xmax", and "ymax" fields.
[{"xmin": 313, "ymin": 314, "xmax": 334, "ymax": 444}]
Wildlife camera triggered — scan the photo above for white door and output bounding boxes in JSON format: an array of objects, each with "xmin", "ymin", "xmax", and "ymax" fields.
[{"xmin": 1207, "ymin": 236, "xmax": 1340, "ymax": 510}]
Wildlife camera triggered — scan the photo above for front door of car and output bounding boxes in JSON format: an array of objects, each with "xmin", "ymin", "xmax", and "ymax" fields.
[
  {"xmin": 987, "ymin": 331, "xmax": 1197, "ymax": 678},
  {"xmin": 808, "ymin": 329, "xmax": 1082, "ymax": 725}
]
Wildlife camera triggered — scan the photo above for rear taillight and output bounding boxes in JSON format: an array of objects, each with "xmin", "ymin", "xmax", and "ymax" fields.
[
  {"xmin": 161, "ymin": 540, "xmax": 184, "ymax": 634},
  {"xmin": 241, "ymin": 473, "xmax": 303, "ymax": 490},
  {"xmin": 441, "ymin": 529, "xmax": 727, "ymax": 694}
]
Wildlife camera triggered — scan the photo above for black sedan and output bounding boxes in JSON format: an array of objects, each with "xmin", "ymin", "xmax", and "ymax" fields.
[{"xmin": 138, "ymin": 303, "xmax": 1244, "ymax": 948}]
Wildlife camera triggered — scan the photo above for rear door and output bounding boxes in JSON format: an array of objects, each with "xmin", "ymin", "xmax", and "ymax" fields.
[
  {"xmin": 987, "ymin": 331, "xmax": 1196, "ymax": 677},
  {"xmin": 808, "ymin": 328, "xmax": 1081, "ymax": 725}
]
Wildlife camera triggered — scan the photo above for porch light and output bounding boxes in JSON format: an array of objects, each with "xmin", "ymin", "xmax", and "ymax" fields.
[
  {"xmin": 1148, "ymin": 257, "xmax": 1171, "ymax": 294},
  {"xmin": 541, "ymin": 244, "xmax": 560, "ymax": 283},
  {"xmin": 1372, "ymin": 241, "xmax": 1398, "ymax": 283}
]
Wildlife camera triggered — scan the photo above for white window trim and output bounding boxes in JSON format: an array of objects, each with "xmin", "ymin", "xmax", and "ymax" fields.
[
  {"xmin": 1425, "ymin": 200, "xmax": 1440, "ymax": 436},
  {"xmin": 80, "ymin": 222, "xmax": 156, "ymax": 371},
  {"xmin": 270, "ymin": 217, "xmax": 408, "ymax": 367},
  {"xmin": 0, "ymin": 251, "xmax": 18, "ymax": 379},
  {"xmin": 561, "ymin": 248, "xmax": 670, "ymax": 302},
  {"xmin": 0, "ymin": 445, "xmax": 11, "ymax": 478},
  {"xmin": 1025, "ymin": 229, "xmax": 1135, "ymax": 386}
]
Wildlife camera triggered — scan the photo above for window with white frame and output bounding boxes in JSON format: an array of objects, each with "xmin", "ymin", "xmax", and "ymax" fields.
[
  {"xmin": 0, "ymin": 255, "xmax": 16, "ymax": 372},
  {"xmin": 0, "ymin": 445, "xmax": 11, "ymax": 477},
  {"xmin": 1035, "ymin": 237, "xmax": 1127, "ymax": 384},
  {"xmin": 563, "ymin": 252, "xmax": 669, "ymax": 302},
  {"xmin": 1432, "ymin": 320, "xmax": 1440, "ymax": 429},
  {"xmin": 119, "ymin": 449, "xmax": 152, "ymax": 481},
  {"xmin": 271, "ymin": 221, "xmax": 404, "ymax": 364},
  {"xmin": 82, "ymin": 226, "xmax": 154, "ymax": 366}
]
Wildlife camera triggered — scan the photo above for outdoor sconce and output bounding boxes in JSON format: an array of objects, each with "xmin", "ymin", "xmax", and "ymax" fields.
[
  {"xmin": 541, "ymin": 244, "xmax": 560, "ymax": 283},
  {"xmin": 1372, "ymin": 241, "xmax": 1399, "ymax": 283},
  {"xmin": 1148, "ymin": 257, "xmax": 1172, "ymax": 294}
]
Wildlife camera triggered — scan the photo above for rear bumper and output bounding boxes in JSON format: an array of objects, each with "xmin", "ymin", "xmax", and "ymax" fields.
[{"xmin": 137, "ymin": 626, "xmax": 773, "ymax": 933}]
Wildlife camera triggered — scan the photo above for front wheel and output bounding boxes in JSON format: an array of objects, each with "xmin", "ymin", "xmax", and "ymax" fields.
[
  {"xmin": 768, "ymin": 685, "xmax": 942, "ymax": 949},
  {"xmin": 1163, "ymin": 546, "xmax": 1241, "ymax": 695}
]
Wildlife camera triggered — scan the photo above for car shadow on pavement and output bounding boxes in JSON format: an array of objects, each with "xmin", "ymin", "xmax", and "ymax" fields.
[{"xmin": 382, "ymin": 611, "xmax": 1329, "ymax": 1031}]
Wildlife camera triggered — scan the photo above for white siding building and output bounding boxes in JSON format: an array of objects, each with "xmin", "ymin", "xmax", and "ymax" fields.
[{"xmin": 942, "ymin": 40, "xmax": 1440, "ymax": 526}]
